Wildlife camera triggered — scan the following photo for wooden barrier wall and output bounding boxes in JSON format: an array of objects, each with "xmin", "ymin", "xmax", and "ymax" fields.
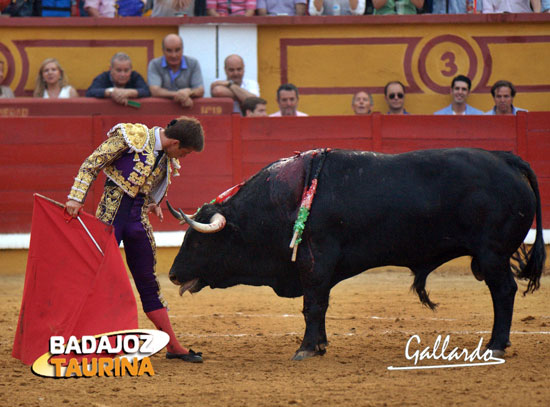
[{"xmin": 1, "ymin": 99, "xmax": 549, "ymax": 233}]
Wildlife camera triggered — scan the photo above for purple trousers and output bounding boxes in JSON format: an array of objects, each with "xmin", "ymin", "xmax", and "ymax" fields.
[{"xmin": 112, "ymin": 193, "xmax": 165, "ymax": 313}]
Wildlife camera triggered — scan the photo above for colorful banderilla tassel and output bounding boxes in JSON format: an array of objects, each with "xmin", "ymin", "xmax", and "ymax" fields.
[
  {"xmin": 289, "ymin": 148, "xmax": 330, "ymax": 262},
  {"xmin": 289, "ymin": 178, "xmax": 318, "ymax": 262}
]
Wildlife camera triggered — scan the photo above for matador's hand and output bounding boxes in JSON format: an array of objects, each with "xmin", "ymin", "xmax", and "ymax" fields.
[
  {"xmin": 65, "ymin": 200, "xmax": 83, "ymax": 218},
  {"xmin": 148, "ymin": 204, "xmax": 164, "ymax": 222}
]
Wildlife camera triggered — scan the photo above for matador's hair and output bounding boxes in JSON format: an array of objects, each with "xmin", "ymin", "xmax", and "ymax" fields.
[{"xmin": 165, "ymin": 116, "xmax": 205, "ymax": 152}]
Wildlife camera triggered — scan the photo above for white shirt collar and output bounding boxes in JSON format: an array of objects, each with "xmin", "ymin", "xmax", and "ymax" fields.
[{"xmin": 154, "ymin": 127, "xmax": 162, "ymax": 153}]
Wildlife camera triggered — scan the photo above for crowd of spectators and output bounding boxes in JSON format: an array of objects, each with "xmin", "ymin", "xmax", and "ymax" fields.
[
  {"xmin": 1, "ymin": 0, "xmax": 548, "ymax": 16},
  {"xmin": 0, "ymin": 33, "xmax": 532, "ymax": 116}
]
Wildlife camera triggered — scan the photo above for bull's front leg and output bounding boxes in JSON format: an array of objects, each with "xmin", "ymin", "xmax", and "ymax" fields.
[
  {"xmin": 485, "ymin": 267, "xmax": 517, "ymax": 357},
  {"xmin": 293, "ymin": 286, "xmax": 330, "ymax": 361},
  {"xmin": 292, "ymin": 235, "xmax": 338, "ymax": 361}
]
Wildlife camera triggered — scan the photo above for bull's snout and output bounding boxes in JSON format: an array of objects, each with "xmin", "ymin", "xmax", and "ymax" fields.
[{"xmin": 169, "ymin": 270, "xmax": 181, "ymax": 285}]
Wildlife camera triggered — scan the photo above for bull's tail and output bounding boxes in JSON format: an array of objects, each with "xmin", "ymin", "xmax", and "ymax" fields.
[
  {"xmin": 411, "ymin": 267, "xmax": 438, "ymax": 310},
  {"xmin": 497, "ymin": 152, "xmax": 546, "ymax": 294}
]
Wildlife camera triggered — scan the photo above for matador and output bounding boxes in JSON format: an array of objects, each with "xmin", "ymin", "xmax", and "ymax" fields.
[{"xmin": 66, "ymin": 116, "xmax": 205, "ymax": 363}]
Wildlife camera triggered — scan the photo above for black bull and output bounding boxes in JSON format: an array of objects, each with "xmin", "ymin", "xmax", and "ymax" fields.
[{"xmin": 168, "ymin": 148, "xmax": 545, "ymax": 360}]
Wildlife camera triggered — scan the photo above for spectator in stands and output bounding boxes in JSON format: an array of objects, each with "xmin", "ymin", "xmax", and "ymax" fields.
[
  {"xmin": 352, "ymin": 90, "xmax": 373, "ymax": 115},
  {"xmin": 0, "ymin": 0, "xmax": 9, "ymax": 14},
  {"xmin": 243, "ymin": 97, "xmax": 268, "ymax": 117},
  {"xmin": 485, "ymin": 80, "xmax": 527, "ymax": 115},
  {"xmin": 432, "ymin": 0, "xmax": 481, "ymax": 13},
  {"xmin": 434, "ymin": 74, "xmax": 483, "ymax": 115},
  {"xmin": 84, "ymin": 0, "xmax": 116, "ymax": 16},
  {"xmin": 483, "ymin": 0, "xmax": 540, "ymax": 13},
  {"xmin": 309, "ymin": 0, "xmax": 366, "ymax": 15},
  {"xmin": 148, "ymin": 34, "xmax": 204, "ymax": 108},
  {"xmin": 543, "ymin": 0, "xmax": 550, "ymax": 12},
  {"xmin": 384, "ymin": 81, "xmax": 409, "ymax": 114},
  {"xmin": 207, "ymin": 0, "xmax": 256, "ymax": 15},
  {"xmin": 211, "ymin": 54, "xmax": 260, "ymax": 115},
  {"xmin": 85, "ymin": 0, "xmax": 145, "ymax": 16},
  {"xmin": 270, "ymin": 83, "xmax": 308, "ymax": 117},
  {"xmin": 86, "ymin": 52, "xmax": 150, "ymax": 105},
  {"xmin": 257, "ymin": 0, "xmax": 307, "ymax": 15},
  {"xmin": 78, "ymin": 0, "xmax": 89, "ymax": 16},
  {"xmin": 1, "ymin": 0, "xmax": 39, "ymax": 15},
  {"xmin": 373, "ymin": 0, "xmax": 424, "ymax": 14},
  {"xmin": 42, "ymin": 0, "xmax": 72, "ymax": 15},
  {"xmin": 151, "ymin": 0, "xmax": 195, "ymax": 16},
  {"xmin": 0, "ymin": 61, "xmax": 14, "ymax": 99},
  {"xmin": 33, "ymin": 58, "xmax": 78, "ymax": 99}
]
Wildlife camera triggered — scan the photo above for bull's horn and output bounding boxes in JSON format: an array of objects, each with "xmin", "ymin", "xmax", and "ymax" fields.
[
  {"xmin": 166, "ymin": 201, "xmax": 196, "ymax": 224},
  {"xmin": 166, "ymin": 201, "xmax": 226, "ymax": 233},
  {"xmin": 186, "ymin": 213, "xmax": 227, "ymax": 234}
]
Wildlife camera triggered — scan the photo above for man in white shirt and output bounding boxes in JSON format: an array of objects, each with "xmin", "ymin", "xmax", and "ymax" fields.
[
  {"xmin": 270, "ymin": 83, "xmax": 308, "ymax": 117},
  {"xmin": 210, "ymin": 54, "xmax": 260, "ymax": 115}
]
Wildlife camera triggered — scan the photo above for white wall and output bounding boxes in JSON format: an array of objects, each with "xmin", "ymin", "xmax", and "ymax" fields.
[{"xmin": 180, "ymin": 24, "xmax": 258, "ymax": 97}]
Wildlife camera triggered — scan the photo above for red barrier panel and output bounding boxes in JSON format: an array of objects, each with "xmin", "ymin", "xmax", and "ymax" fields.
[
  {"xmin": 238, "ymin": 115, "xmax": 374, "ymax": 177},
  {"xmin": 0, "ymin": 116, "xmax": 96, "ymax": 232},
  {"xmin": 525, "ymin": 113, "xmax": 550, "ymax": 222},
  {"xmin": 1, "ymin": 109, "xmax": 550, "ymax": 233},
  {"xmin": 237, "ymin": 114, "xmax": 520, "ymax": 178}
]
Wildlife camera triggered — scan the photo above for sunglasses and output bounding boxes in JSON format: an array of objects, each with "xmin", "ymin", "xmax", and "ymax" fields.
[{"xmin": 388, "ymin": 93, "xmax": 404, "ymax": 100}]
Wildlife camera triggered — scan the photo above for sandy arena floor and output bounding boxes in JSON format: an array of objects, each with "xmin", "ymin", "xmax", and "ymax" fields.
[{"xmin": 1, "ymin": 260, "xmax": 549, "ymax": 407}]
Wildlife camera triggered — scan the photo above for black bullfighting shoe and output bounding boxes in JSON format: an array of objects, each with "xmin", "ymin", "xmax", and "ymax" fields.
[{"xmin": 166, "ymin": 349, "xmax": 203, "ymax": 363}]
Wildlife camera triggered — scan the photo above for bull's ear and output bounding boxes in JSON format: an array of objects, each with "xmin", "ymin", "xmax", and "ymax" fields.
[{"xmin": 222, "ymin": 220, "xmax": 243, "ymax": 240}]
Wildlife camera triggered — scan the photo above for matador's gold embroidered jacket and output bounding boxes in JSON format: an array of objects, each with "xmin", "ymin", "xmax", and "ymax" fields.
[{"xmin": 68, "ymin": 123, "xmax": 180, "ymax": 211}]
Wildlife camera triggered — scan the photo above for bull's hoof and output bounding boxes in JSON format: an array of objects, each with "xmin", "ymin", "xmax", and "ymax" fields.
[
  {"xmin": 486, "ymin": 340, "xmax": 511, "ymax": 352},
  {"xmin": 487, "ymin": 349, "xmax": 505, "ymax": 359},
  {"xmin": 291, "ymin": 348, "xmax": 325, "ymax": 361},
  {"xmin": 485, "ymin": 340, "xmax": 510, "ymax": 359}
]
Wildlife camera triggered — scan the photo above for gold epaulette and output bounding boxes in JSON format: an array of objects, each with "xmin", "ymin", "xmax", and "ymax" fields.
[{"xmin": 108, "ymin": 123, "xmax": 150, "ymax": 153}]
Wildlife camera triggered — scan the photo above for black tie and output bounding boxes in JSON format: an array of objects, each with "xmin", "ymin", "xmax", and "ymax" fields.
[{"xmin": 153, "ymin": 151, "xmax": 164, "ymax": 170}]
